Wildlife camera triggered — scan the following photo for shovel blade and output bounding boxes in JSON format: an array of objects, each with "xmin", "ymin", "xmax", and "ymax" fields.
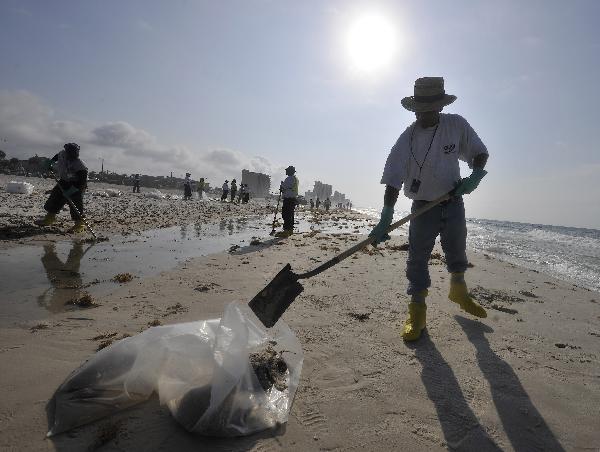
[{"xmin": 248, "ymin": 264, "xmax": 304, "ymax": 328}]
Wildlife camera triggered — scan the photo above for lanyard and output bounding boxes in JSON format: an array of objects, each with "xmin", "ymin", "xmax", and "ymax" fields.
[{"xmin": 409, "ymin": 123, "xmax": 439, "ymax": 177}]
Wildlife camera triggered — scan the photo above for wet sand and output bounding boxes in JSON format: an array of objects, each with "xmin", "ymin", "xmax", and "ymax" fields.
[{"xmin": 1, "ymin": 180, "xmax": 599, "ymax": 450}]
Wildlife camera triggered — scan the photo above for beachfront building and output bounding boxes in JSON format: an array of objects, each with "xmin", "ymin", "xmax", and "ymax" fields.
[
  {"xmin": 305, "ymin": 181, "xmax": 332, "ymax": 202},
  {"xmin": 331, "ymin": 190, "xmax": 347, "ymax": 206},
  {"xmin": 241, "ymin": 169, "xmax": 271, "ymax": 197}
]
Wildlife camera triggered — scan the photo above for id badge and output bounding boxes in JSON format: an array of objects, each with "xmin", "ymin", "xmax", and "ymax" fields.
[{"xmin": 409, "ymin": 178, "xmax": 421, "ymax": 194}]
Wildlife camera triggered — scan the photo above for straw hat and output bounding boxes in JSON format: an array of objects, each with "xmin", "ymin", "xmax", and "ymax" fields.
[{"xmin": 401, "ymin": 77, "xmax": 456, "ymax": 112}]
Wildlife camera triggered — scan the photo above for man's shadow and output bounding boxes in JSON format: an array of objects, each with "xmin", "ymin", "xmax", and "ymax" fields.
[
  {"xmin": 408, "ymin": 332, "xmax": 502, "ymax": 451},
  {"xmin": 37, "ymin": 241, "xmax": 88, "ymax": 313},
  {"xmin": 455, "ymin": 316, "xmax": 565, "ymax": 452}
]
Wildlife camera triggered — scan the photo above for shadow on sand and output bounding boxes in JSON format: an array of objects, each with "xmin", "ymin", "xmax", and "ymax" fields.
[
  {"xmin": 408, "ymin": 331, "xmax": 502, "ymax": 451},
  {"xmin": 455, "ymin": 316, "xmax": 565, "ymax": 452},
  {"xmin": 47, "ymin": 395, "xmax": 286, "ymax": 451}
]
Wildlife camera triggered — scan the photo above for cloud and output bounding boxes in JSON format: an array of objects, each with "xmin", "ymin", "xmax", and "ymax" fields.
[
  {"xmin": 203, "ymin": 149, "xmax": 243, "ymax": 169},
  {"xmin": 0, "ymin": 90, "xmax": 282, "ymax": 187}
]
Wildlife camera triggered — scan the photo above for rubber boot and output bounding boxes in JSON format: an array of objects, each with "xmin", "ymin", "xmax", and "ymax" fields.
[
  {"xmin": 34, "ymin": 213, "xmax": 56, "ymax": 227},
  {"xmin": 402, "ymin": 291, "xmax": 428, "ymax": 341},
  {"xmin": 448, "ymin": 272, "xmax": 487, "ymax": 318},
  {"xmin": 68, "ymin": 220, "xmax": 86, "ymax": 233}
]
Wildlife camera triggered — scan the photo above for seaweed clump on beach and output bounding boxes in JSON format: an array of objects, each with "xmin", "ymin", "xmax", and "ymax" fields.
[
  {"xmin": 66, "ymin": 293, "xmax": 99, "ymax": 308},
  {"xmin": 249, "ymin": 345, "xmax": 289, "ymax": 392},
  {"xmin": 113, "ymin": 273, "xmax": 134, "ymax": 283}
]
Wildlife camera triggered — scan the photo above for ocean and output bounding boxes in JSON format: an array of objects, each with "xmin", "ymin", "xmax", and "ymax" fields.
[
  {"xmin": 466, "ymin": 219, "xmax": 600, "ymax": 293},
  {"xmin": 356, "ymin": 207, "xmax": 600, "ymax": 293}
]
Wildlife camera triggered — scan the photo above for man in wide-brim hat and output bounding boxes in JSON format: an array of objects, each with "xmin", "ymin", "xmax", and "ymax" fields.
[
  {"xmin": 369, "ymin": 77, "xmax": 490, "ymax": 342},
  {"xmin": 276, "ymin": 165, "xmax": 299, "ymax": 237}
]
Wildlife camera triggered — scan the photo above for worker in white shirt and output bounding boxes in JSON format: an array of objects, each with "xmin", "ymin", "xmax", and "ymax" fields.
[
  {"xmin": 276, "ymin": 166, "xmax": 299, "ymax": 237},
  {"xmin": 370, "ymin": 77, "xmax": 489, "ymax": 342}
]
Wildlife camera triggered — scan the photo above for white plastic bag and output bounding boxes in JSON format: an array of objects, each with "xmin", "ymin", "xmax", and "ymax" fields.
[
  {"xmin": 105, "ymin": 188, "xmax": 122, "ymax": 197},
  {"xmin": 167, "ymin": 194, "xmax": 183, "ymax": 200},
  {"xmin": 6, "ymin": 181, "xmax": 34, "ymax": 195},
  {"xmin": 48, "ymin": 302, "xmax": 303, "ymax": 437},
  {"xmin": 144, "ymin": 190, "xmax": 166, "ymax": 199}
]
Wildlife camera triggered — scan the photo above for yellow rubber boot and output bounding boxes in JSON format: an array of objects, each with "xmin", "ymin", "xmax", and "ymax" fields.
[
  {"xmin": 34, "ymin": 213, "xmax": 56, "ymax": 226},
  {"xmin": 449, "ymin": 273, "xmax": 487, "ymax": 318},
  {"xmin": 68, "ymin": 220, "xmax": 86, "ymax": 233},
  {"xmin": 402, "ymin": 297, "xmax": 427, "ymax": 341}
]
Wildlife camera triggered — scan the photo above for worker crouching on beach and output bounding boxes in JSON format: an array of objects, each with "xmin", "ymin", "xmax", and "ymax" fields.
[
  {"xmin": 35, "ymin": 143, "xmax": 88, "ymax": 233},
  {"xmin": 276, "ymin": 166, "xmax": 299, "ymax": 238},
  {"xmin": 369, "ymin": 77, "xmax": 489, "ymax": 342}
]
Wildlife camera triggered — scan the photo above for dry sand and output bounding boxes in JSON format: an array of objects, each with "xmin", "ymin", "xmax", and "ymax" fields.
[{"xmin": 1, "ymin": 178, "xmax": 599, "ymax": 451}]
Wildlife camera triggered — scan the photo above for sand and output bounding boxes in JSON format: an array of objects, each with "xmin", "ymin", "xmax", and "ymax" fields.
[{"xmin": 1, "ymin": 179, "xmax": 599, "ymax": 450}]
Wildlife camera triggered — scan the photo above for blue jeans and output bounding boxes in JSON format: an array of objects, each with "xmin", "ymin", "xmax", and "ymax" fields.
[{"xmin": 406, "ymin": 197, "xmax": 468, "ymax": 295}]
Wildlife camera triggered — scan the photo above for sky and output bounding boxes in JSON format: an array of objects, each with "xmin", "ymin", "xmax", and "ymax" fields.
[{"xmin": 1, "ymin": 0, "xmax": 599, "ymax": 229}]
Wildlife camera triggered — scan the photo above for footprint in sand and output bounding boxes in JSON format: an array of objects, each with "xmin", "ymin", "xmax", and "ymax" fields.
[
  {"xmin": 247, "ymin": 438, "xmax": 284, "ymax": 452},
  {"xmin": 292, "ymin": 401, "xmax": 328, "ymax": 437}
]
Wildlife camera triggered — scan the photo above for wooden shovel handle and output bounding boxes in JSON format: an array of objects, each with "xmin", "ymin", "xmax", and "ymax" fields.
[{"xmin": 297, "ymin": 192, "xmax": 451, "ymax": 280}]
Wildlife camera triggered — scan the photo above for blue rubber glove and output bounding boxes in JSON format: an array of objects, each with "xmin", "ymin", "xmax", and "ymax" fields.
[
  {"xmin": 369, "ymin": 206, "xmax": 394, "ymax": 245},
  {"xmin": 63, "ymin": 186, "xmax": 79, "ymax": 198},
  {"xmin": 454, "ymin": 168, "xmax": 487, "ymax": 196}
]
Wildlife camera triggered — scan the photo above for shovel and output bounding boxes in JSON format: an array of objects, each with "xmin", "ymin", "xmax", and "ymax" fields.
[
  {"xmin": 269, "ymin": 190, "xmax": 282, "ymax": 236},
  {"xmin": 249, "ymin": 191, "xmax": 453, "ymax": 327}
]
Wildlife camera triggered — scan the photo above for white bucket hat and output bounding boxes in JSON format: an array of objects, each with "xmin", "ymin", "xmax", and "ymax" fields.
[{"xmin": 401, "ymin": 77, "xmax": 456, "ymax": 112}]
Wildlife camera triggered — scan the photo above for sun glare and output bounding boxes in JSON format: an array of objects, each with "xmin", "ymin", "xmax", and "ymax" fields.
[{"xmin": 345, "ymin": 12, "xmax": 397, "ymax": 76}]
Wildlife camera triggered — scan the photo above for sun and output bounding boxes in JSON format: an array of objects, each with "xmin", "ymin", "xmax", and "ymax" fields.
[{"xmin": 345, "ymin": 12, "xmax": 397, "ymax": 75}]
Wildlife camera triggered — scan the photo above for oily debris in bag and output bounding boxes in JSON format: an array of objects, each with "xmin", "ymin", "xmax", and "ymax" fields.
[
  {"xmin": 174, "ymin": 344, "xmax": 291, "ymax": 435},
  {"xmin": 249, "ymin": 343, "xmax": 289, "ymax": 392}
]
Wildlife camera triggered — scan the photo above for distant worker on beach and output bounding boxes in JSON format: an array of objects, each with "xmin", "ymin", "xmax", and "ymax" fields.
[
  {"xmin": 230, "ymin": 179, "xmax": 237, "ymax": 202},
  {"xmin": 324, "ymin": 197, "xmax": 331, "ymax": 212},
  {"xmin": 221, "ymin": 180, "xmax": 229, "ymax": 201},
  {"xmin": 197, "ymin": 177, "xmax": 205, "ymax": 199},
  {"xmin": 183, "ymin": 173, "xmax": 192, "ymax": 200},
  {"xmin": 369, "ymin": 77, "xmax": 489, "ymax": 342},
  {"xmin": 315, "ymin": 197, "xmax": 320, "ymax": 210},
  {"xmin": 276, "ymin": 166, "xmax": 299, "ymax": 237},
  {"xmin": 34, "ymin": 143, "xmax": 88, "ymax": 233},
  {"xmin": 310, "ymin": 198, "xmax": 314, "ymax": 209},
  {"xmin": 133, "ymin": 174, "xmax": 141, "ymax": 193}
]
